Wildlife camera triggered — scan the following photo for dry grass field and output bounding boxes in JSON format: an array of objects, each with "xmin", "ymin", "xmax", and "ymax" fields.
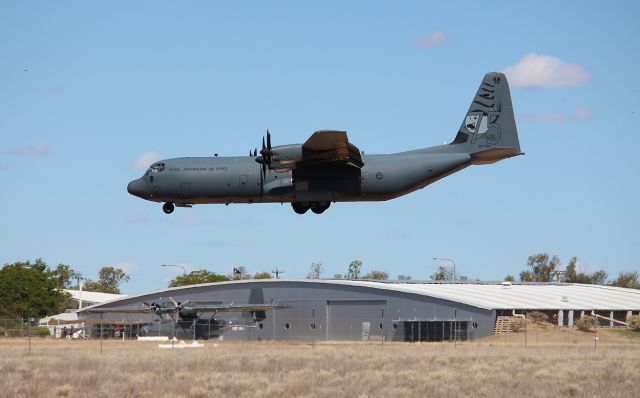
[{"xmin": 0, "ymin": 327, "xmax": 638, "ymax": 398}]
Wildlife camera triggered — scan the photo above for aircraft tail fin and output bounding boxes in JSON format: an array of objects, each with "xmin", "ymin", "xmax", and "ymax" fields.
[{"xmin": 450, "ymin": 72, "xmax": 522, "ymax": 164}]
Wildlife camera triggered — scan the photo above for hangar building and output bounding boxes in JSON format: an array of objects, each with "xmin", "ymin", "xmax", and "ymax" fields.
[{"xmin": 78, "ymin": 279, "xmax": 640, "ymax": 342}]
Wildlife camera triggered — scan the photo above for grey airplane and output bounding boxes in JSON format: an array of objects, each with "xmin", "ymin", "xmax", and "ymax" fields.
[{"xmin": 127, "ymin": 72, "xmax": 523, "ymax": 215}]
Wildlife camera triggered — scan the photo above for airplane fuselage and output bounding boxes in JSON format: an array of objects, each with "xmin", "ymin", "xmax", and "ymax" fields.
[{"xmin": 127, "ymin": 148, "xmax": 472, "ymax": 207}]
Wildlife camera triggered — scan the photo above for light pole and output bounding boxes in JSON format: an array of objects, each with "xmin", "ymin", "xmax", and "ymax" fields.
[
  {"xmin": 161, "ymin": 264, "xmax": 187, "ymax": 276},
  {"xmin": 432, "ymin": 257, "xmax": 456, "ymax": 282}
]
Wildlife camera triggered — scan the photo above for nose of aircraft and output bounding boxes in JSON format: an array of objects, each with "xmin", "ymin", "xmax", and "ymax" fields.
[{"xmin": 127, "ymin": 178, "xmax": 146, "ymax": 198}]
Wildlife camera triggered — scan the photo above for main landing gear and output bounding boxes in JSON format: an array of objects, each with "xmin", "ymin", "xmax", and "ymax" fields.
[
  {"xmin": 291, "ymin": 201, "xmax": 331, "ymax": 215},
  {"xmin": 162, "ymin": 202, "xmax": 175, "ymax": 214}
]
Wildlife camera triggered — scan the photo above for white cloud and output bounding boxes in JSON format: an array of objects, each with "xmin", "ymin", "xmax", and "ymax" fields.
[
  {"xmin": 518, "ymin": 107, "xmax": 592, "ymax": 123},
  {"xmin": 413, "ymin": 29, "xmax": 448, "ymax": 48},
  {"xmin": 3, "ymin": 140, "xmax": 53, "ymax": 157},
  {"xmin": 114, "ymin": 261, "xmax": 139, "ymax": 275},
  {"xmin": 130, "ymin": 151, "xmax": 162, "ymax": 170},
  {"xmin": 503, "ymin": 53, "xmax": 590, "ymax": 88}
]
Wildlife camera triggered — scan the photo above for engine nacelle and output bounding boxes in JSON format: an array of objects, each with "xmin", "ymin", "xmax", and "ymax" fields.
[
  {"xmin": 270, "ymin": 144, "xmax": 302, "ymax": 164},
  {"xmin": 256, "ymin": 144, "xmax": 302, "ymax": 171}
]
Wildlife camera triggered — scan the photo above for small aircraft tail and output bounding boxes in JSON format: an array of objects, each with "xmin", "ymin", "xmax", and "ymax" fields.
[{"xmin": 450, "ymin": 72, "xmax": 522, "ymax": 164}]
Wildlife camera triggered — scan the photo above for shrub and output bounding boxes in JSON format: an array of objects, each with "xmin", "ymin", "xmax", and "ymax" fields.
[
  {"xmin": 528, "ymin": 311, "xmax": 548, "ymax": 324},
  {"xmin": 5, "ymin": 326, "xmax": 50, "ymax": 337},
  {"xmin": 629, "ymin": 315, "xmax": 640, "ymax": 332},
  {"xmin": 511, "ymin": 317, "xmax": 526, "ymax": 332},
  {"xmin": 32, "ymin": 327, "xmax": 51, "ymax": 337},
  {"xmin": 576, "ymin": 316, "xmax": 598, "ymax": 332}
]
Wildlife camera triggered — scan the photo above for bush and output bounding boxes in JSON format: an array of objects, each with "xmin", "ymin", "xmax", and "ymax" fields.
[
  {"xmin": 4, "ymin": 326, "xmax": 50, "ymax": 337},
  {"xmin": 629, "ymin": 315, "xmax": 640, "ymax": 332},
  {"xmin": 576, "ymin": 316, "xmax": 598, "ymax": 332},
  {"xmin": 511, "ymin": 317, "xmax": 526, "ymax": 332},
  {"xmin": 32, "ymin": 327, "xmax": 51, "ymax": 337},
  {"xmin": 528, "ymin": 311, "xmax": 548, "ymax": 324}
]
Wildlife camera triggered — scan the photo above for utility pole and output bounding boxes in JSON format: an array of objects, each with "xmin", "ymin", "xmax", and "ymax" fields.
[
  {"xmin": 272, "ymin": 268, "xmax": 284, "ymax": 279},
  {"xmin": 27, "ymin": 308, "xmax": 32, "ymax": 355}
]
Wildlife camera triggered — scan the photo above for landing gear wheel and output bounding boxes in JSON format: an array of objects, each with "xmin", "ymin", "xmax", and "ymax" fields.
[
  {"xmin": 162, "ymin": 202, "xmax": 175, "ymax": 214},
  {"xmin": 291, "ymin": 202, "xmax": 310, "ymax": 214},
  {"xmin": 311, "ymin": 201, "xmax": 330, "ymax": 214}
]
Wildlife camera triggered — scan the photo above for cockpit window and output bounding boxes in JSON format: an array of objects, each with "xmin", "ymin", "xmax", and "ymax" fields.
[{"xmin": 146, "ymin": 162, "xmax": 165, "ymax": 175}]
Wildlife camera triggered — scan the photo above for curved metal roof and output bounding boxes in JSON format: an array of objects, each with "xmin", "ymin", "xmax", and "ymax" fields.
[{"xmin": 80, "ymin": 279, "xmax": 640, "ymax": 312}]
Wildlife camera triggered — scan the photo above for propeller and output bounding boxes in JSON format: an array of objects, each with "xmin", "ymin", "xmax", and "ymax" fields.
[
  {"xmin": 259, "ymin": 129, "xmax": 273, "ymax": 164},
  {"xmin": 255, "ymin": 129, "xmax": 274, "ymax": 180}
]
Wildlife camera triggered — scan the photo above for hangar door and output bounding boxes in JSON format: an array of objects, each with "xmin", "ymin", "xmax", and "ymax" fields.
[{"xmin": 326, "ymin": 300, "xmax": 386, "ymax": 341}]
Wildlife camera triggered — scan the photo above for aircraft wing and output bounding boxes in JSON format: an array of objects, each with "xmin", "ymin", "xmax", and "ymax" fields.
[
  {"xmin": 299, "ymin": 130, "xmax": 364, "ymax": 169},
  {"xmin": 86, "ymin": 307, "xmax": 151, "ymax": 314},
  {"xmin": 180, "ymin": 303, "xmax": 288, "ymax": 314}
]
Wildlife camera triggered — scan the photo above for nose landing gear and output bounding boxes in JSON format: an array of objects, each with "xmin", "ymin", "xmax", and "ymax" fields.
[{"xmin": 162, "ymin": 202, "xmax": 175, "ymax": 214}]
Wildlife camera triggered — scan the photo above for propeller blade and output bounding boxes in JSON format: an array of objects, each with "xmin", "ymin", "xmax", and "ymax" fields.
[
  {"xmin": 254, "ymin": 148, "xmax": 257, "ymax": 156},
  {"xmin": 267, "ymin": 130, "xmax": 271, "ymax": 150},
  {"xmin": 262, "ymin": 137, "xmax": 266, "ymax": 151}
]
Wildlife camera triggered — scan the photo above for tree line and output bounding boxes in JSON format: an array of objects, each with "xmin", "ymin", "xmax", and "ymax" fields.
[
  {"xmin": 0, "ymin": 259, "xmax": 130, "ymax": 320},
  {"xmin": 2, "ymin": 253, "xmax": 637, "ymax": 320},
  {"xmin": 504, "ymin": 253, "xmax": 639, "ymax": 288}
]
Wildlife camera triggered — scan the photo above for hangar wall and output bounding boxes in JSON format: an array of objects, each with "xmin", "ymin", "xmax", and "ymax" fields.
[{"xmin": 79, "ymin": 280, "xmax": 496, "ymax": 341}]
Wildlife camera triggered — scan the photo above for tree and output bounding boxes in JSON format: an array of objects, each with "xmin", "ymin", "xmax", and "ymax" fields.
[
  {"xmin": 565, "ymin": 256, "xmax": 578, "ymax": 282},
  {"xmin": 431, "ymin": 265, "xmax": 454, "ymax": 281},
  {"xmin": 168, "ymin": 270, "xmax": 230, "ymax": 287},
  {"xmin": 253, "ymin": 272, "xmax": 272, "ymax": 279},
  {"xmin": 0, "ymin": 259, "xmax": 70, "ymax": 318},
  {"xmin": 398, "ymin": 275, "xmax": 412, "ymax": 281},
  {"xmin": 362, "ymin": 270, "xmax": 389, "ymax": 280},
  {"xmin": 307, "ymin": 262, "xmax": 323, "ymax": 279},
  {"xmin": 53, "ymin": 263, "xmax": 80, "ymax": 289},
  {"xmin": 84, "ymin": 266, "xmax": 130, "ymax": 294},
  {"xmin": 609, "ymin": 271, "xmax": 640, "ymax": 289},
  {"xmin": 564, "ymin": 257, "xmax": 608, "ymax": 285},
  {"xmin": 589, "ymin": 270, "xmax": 608, "ymax": 285},
  {"xmin": 504, "ymin": 275, "xmax": 515, "ymax": 282},
  {"xmin": 521, "ymin": 253, "xmax": 560, "ymax": 282},
  {"xmin": 346, "ymin": 260, "xmax": 362, "ymax": 279}
]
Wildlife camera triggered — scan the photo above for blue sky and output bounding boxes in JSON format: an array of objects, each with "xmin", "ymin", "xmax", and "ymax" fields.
[{"xmin": 1, "ymin": 1, "xmax": 639, "ymax": 294}]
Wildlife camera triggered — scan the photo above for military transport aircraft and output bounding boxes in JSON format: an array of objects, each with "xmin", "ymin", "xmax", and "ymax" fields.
[{"xmin": 127, "ymin": 72, "xmax": 523, "ymax": 215}]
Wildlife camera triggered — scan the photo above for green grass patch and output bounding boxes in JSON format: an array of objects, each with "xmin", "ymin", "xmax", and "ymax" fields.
[{"xmin": 609, "ymin": 329, "xmax": 640, "ymax": 339}]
